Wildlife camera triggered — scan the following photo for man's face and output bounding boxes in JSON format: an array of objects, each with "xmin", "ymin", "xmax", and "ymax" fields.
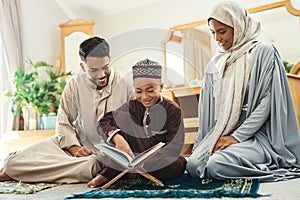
[
  {"xmin": 81, "ymin": 56, "xmax": 111, "ymax": 89},
  {"xmin": 134, "ymin": 78, "xmax": 163, "ymax": 108}
]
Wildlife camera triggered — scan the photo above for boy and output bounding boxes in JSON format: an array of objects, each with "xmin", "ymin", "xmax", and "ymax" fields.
[{"xmin": 88, "ymin": 58, "xmax": 186, "ymax": 188}]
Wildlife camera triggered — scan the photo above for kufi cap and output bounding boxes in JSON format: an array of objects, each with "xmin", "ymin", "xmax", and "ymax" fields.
[{"xmin": 132, "ymin": 58, "xmax": 162, "ymax": 79}]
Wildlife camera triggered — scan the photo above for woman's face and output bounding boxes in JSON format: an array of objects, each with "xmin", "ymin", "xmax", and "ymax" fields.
[{"xmin": 209, "ymin": 19, "xmax": 234, "ymax": 51}]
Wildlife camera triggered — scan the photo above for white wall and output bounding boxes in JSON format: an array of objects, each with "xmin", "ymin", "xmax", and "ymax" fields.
[
  {"xmin": 94, "ymin": 0, "xmax": 283, "ymax": 37},
  {"xmin": 20, "ymin": 0, "xmax": 300, "ymax": 72},
  {"xmin": 2, "ymin": 0, "xmax": 297, "ymax": 134},
  {"xmin": 93, "ymin": 0, "xmax": 300, "ymax": 67},
  {"xmin": 20, "ymin": 0, "xmax": 69, "ymax": 68}
]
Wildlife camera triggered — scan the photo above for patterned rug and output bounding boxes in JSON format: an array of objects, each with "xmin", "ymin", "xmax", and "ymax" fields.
[
  {"xmin": 65, "ymin": 174, "xmax": 260, "ymax": 199},
  {"xmin": 0, "ymin": 181, "xmax": 60, "ymax": 194}
]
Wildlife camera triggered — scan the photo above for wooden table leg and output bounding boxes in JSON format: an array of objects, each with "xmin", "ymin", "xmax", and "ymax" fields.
[
  {"xmin": 135, "ymin": 168, "xmax": 164, "ymax": 187},
  {"xmin": 101, "ymin": 169, "xmax": 129, "ymax": 189}
]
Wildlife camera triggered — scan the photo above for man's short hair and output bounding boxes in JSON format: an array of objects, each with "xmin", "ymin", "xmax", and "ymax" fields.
[{"xmin": 79, "ymin": 36, "xmax": 110, "ymax": 62}]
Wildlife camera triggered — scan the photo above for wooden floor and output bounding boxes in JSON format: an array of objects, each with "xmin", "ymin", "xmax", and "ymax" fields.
[
  {"xmin": 1, "ymin": 128, "xmax": 300, "ymax": 200},
  {"xmin": 0, "ymin": 130, "xmax": 55, "ymax": 154},
  {"xmin": 0, "ymin": 128, "xmax": 197, "ymax": 156}
]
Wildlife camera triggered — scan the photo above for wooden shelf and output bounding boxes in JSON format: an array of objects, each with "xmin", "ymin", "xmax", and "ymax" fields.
[{"xmin": 171, "ymin": 85, "xmax": 200, "ymax": 97}]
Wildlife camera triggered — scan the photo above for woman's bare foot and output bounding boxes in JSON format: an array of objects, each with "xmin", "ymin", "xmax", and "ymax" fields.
[
  {"xmin": 0, "ymin": 172, "xmax": 13, "ymax": 181},
  {"xmin": 87, "ymin": 174, "xmax": 108, "ymax": 188}
]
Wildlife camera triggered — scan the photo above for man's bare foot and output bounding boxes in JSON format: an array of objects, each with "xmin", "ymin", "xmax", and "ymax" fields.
[
  {"xmin": 0, "ymin": 172, "xmax": 13, "ymax": 181},
  {"xmin": 87, "ymin": 174, "xmax": 108, "ymax": 188}
]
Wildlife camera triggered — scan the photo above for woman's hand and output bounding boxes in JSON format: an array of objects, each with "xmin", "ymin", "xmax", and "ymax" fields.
[
  {"xmin": 213, "ymin": 135, "xmax": 239, "ymax": 153},
  {"xmin": 112, "ymin": 134, "xmax": 134, "ymax": 159}
]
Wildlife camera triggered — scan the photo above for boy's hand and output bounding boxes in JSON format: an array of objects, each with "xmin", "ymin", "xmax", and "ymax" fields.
[{"xmin": 112, "ymin": 134, "xmax": 135, "ymax": 158}]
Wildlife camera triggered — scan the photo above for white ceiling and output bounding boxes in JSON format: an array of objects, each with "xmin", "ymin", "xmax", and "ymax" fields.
[
  {"xmin": 53, "ymin": 0, "xmax": 160, "ymax": 18},
  {"xmin": 54, "ymin": 0, "xmax": 283, "ymax": 19}
]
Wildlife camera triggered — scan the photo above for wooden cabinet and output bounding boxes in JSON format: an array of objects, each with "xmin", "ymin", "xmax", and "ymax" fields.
[
  {"xmin": 162, "ymin": 86, "xmax": 200, "ymax": 117},
  {"xmin": 287, "ymin": 73, "xmax": 300, "ymax": 130},
  {"xmin": 162, "ymin": 86, "xmax": 200, "ymax": 156}
]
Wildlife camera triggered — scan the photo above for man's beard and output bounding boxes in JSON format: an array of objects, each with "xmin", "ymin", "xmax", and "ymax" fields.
[{"xmin": 89, "ymin": 74, "xmax": 110, "ymax": 90}]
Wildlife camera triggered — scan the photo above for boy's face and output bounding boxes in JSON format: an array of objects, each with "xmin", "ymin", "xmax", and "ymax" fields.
[
  {"xmin": 134, "ymin": 78, "xmax": 163, "ymax": 108},
  {"xmin": 80, "ymin": 56, "xmax": 111, "ymax": 89}
]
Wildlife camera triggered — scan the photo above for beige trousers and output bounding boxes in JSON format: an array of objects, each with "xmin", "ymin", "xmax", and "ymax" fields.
[{"xmin": 3, "ymin": 137, "xmax": 102, "ymax": 183}]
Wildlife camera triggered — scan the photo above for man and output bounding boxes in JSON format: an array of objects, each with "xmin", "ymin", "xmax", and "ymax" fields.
[
  {"xmin": 0, "ymin": 37, "xmax": 134, "ymax": 184},
  {"xmin": 88, "ymin": 58, "xmax": 186, "ymax": 188}
]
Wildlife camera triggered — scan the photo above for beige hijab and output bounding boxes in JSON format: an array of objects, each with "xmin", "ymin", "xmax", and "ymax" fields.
[{"xmin": 204, "ymin": 1, "xmax": 261, "ymax": 154}]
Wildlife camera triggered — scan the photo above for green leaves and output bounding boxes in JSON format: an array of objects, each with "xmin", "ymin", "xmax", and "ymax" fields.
[
  {"xmin": 283, "ymin": 60, "xmax": 294, "ymax": 73},
  {"xmin": 26, "ymin": 59, "xmax": 52, "ymax": 69},
  {"xmin": 4, "ymin": 59, "xmax": 72, "ymax": 115}
]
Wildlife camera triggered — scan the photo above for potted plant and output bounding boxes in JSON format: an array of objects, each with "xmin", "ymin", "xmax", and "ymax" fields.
[
  {"xmin": 283, "ymin": 60, "xmax": 294, "ymax": 73},
  {"xmin": 4, "ymin": 59, "xmax": 72, "ymax": 130}
]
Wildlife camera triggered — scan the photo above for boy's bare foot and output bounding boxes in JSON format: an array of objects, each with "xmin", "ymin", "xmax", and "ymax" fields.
[
  {"xmin": 0, "ymin": 172, "xmax": 13, "ymax": 181},
  {"xmin": 87, "ymin": 174, "xmax": 108, "ymax": 188},
  {"xmin": 127, "ymin": 173, "xmax": 141, "ymax": 180}
]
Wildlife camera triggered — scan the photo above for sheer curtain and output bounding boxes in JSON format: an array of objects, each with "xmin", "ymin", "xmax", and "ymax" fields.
[
  {"xmin": 181, "ymin": 28, "xmax": 212, "ymax": 82},
  {"xmin": 0, "ymin": 37, "xmax": 9, "ymax": 138},
  {"xmin": 0, "ymin": 0, "xmax": 23, "ymax": 136}
]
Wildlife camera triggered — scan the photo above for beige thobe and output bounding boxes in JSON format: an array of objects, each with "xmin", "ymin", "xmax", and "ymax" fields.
[{"xmin": 3, "ymin": 68, "xmax": 134, "ymax": 183}]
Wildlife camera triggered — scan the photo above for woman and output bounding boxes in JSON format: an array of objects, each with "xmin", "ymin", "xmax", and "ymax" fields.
[{"xmin": 186, "ymin": 1, "xmax": 300, "ymax": 182}]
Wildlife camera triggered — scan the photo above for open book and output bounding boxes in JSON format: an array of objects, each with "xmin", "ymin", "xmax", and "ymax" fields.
[
  {"xmin": 94, "ymin": 142, "xmax": 165, "ymax": 189},
  {"xmin": 94, "ymin": 142, "xmax": 165, "ymax": 168}
]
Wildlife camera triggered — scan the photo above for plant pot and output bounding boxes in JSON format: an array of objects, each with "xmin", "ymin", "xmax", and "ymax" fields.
[
  {"xmin": 40, "ymin": 113, "xmax": 57, "ymax": 130},
  {"xmin": 22, "ymin": 103, "xmax": 38, "ymax": 130}
]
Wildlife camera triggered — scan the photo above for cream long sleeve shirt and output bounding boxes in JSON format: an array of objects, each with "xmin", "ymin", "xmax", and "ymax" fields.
[{"xmin": 55, "ymin": 68, "xmax": 134, "ymax": 151}]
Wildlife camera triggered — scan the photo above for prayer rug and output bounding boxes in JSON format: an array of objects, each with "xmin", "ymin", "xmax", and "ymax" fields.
[
  {"xmin": 65, "ymin": 174, "xmax": 260, "ymax": 199},
  {"xmin": 0, "ymin": 181, "xmax": 60, "ymax": 194}
]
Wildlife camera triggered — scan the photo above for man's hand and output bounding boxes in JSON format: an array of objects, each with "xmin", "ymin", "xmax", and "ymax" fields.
[
  {"xmin": 213, "ymin": 135, "xmax": 239, "ymax": 153},
  {"xmin": 68, "ymin": 145, "xmax": 96, "ymax": 157},
  {"xmin": 112, "ymin": 134, "xmax": 134, "ymax": 158}
]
